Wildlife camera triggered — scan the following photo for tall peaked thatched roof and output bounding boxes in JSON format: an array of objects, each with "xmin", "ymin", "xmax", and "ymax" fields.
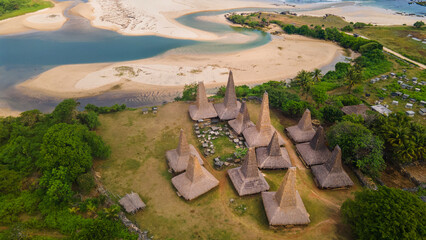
[
  {"xmin": 261, "ymin": 167, "xmax": 310, "ymax": 226},
  {"xmin": 214, "ymin": 71, "xmax": 241, "ymax": 120},
  {"xmin": 243, "ymin": 92, "xmax": 285, "ymax": 147},
  {"xmin": 227, "ymin": 148, "xmax": 270, "ymax": 196},
  {"xmin": 296, "ymin": 126, "xmax": 331, "ymax": 166},
  {"xmin": 228, "ymin": 102, "xmax": 254, "ymax": 135},
  {"xmin": 256, "ymin": 132, "xmax": 292, "ymax": 169},
  {"xmin": 285, "ymin": 109, "xmax": 315, "ymax": 143},
  {"xmin": 119, "ymin": 192, "xmax": 146, "ymax": 214},
  {"xmin": 166, "ymin": 129, "xmax": 204, "ymax": 173},
  {"xmin": 189, "ymin": 82, "xmax": 218, "ymax": 120},
  {"xmin": 311, "ymin": 145, "xmax": 354, "ymax": 189},
  {"xmin": 172, "ymin": 155, "xmax": 219, "ymax": 200}
]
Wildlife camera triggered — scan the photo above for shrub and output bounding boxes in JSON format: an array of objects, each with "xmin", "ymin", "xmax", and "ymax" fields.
[
  {"xmin": 78, "ymin": 111, "xmax": 100, "ymax": 130},
  {"xmin": 77, "ymin": 172, "xmax": 95, "ymax": 194},
  {"xmin": 341, "ymin": 187, "xmax": 426, "ymax": 240},
  {"xmin": 413, "ymin": 21, "xmax": 424, "ymax": 28},
  {"xmin": 84, "ymin": 104, "xmax": 126, "ymax": 114},
  {"xmin": 175, "ymin": 83, "xmax": 197, "ymax": 101},
  {"xmin": 320, "ymin": 105, "xmax": 344, "ymax": 124},
  {"xmin": 51, "ymin": 99, "xmax": 79, "ymax": 124},
  {"xmin": 341, "ymin": 25, "xmax": 353, "ymax": 32},
  {"xmin": 353, "ymin": 22, "xmax": 367, "ymax": 29}
]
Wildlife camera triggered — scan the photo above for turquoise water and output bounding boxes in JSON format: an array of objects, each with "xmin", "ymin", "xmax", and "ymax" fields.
[{"xmin": 283, "ymin": 0, "xmax": 426, "ymax": 15}]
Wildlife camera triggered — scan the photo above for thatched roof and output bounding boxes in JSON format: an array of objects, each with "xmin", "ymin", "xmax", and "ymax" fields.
[
  {"xmin": 228, "ymin": 102, "xmax": 255, "ymax": 135},
  {"xmin": 286, "ymin": 109, "xmax": 315, "ymax": 143},
  {"xmin": 166, "ymin": 129, "xmax": 204, "ymax": 173},
  {"xmin": 119, "ymin": 192, "xmax": 146, "ymax": 214},
  {"xmin": 171, "ymin": 155, "xmax": 219, "ymax": 200},
  {"xmin": 261, "ymin": 167, "xmax": 310, "ymax": 226},
  {"xmin": 341, "ymin": 104, "xmax": 369, "ymax": 117},
  {"xmin": 311, "ymin": 145, "xmax": 354, "ymax": 189},
  {"xmin": 295, "ymin": 126, "xmax": 331, "ymax": 166},
  {"xmin": 256, "ymin": 132, "xmax": 292, "ymax": 169},
  {"xmin": 189, "ymin": 82, "xmax": 218, "ymax": 120},
  {"xmin": 243, "ymin": 92, "xmax": 285, "ymax": 147},
  {"xmin": 228, "ymin": 148, "xmax": 270, "ymax": 196},
  {"xmin": 214, "ymin": 71, "xmax": 241, "ymax": 120}
]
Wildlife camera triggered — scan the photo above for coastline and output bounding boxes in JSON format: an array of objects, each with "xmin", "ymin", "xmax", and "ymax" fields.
[
  {"xmin": 17, "ymin": 34, "xmax": 343, "ymax": 99},
  {"xmin": 0, "ymin": 0, "xmax": 71, "ymax": 35}
]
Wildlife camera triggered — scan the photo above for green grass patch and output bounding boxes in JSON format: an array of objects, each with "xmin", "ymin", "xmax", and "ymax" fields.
[{"xmin": 0, "ymin": 0, "xmax": 53, "ymax": 21}]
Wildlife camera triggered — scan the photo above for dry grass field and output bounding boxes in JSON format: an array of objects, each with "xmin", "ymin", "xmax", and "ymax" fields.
[{"xmin": 95, "ymin": 101, "xmax": 361, "ymax": 240}]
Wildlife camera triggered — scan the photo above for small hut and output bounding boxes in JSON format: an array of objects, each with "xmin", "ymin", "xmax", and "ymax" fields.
[
  {"xmin": 228, "ymin": 148, "xmax": 270, "ymax": 196},
  {"xmin": 228, "ymin": 102, "xmax": 255, "ymax": 135},
  {"xmin": 214, "ymin": 71, "xmax": 241, "ymax": 120},
  {"xmin": 261, "ymin": 167, "xmax": 310, "ymax": 226},
  {"xmin": 256, "ymin": 132, "xmax": 292, "ymax": 169},
  {"xmin": 189, "ymin": 82, "xmax": 218, "ymax": 121},
  {"xmin": 166, "ymin": 129, "xmax": 204, "ymax": 173},
  {"xmin": 119, "ymin": 192, "xmax": 146, "ymax": 214},
  {"xmin": 286, "ymin": 109, "xmax": 315, "ymax": 143},
  {"xmin": 295, "ymin": 126, "xmax": 331, "ymax": 167},
  {"xmin": 243, "ymin": 92, "xmax": 285, "ymax": 147},
  {"xmin": 171, "ymin": 155, "xmax": 219, "ymax": 200},
  {"xmin": 311, "ymin": 145, "xmax": 354, "ymax": 189}
]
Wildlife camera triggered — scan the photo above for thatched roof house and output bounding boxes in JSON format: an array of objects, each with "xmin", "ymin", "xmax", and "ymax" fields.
[
  {"xmin": 228, "ymin": 102, "xmax": 255, "ymax": 135},
  {"xmin": 311, "ymin": 145, "xmax": 354, "ymax": 189},
  {"xmin": 189, "ymin": 82, "xmax": 218, "ymax": 120},
  {"xmin": 286, "ymin": 109, "xmax": 315, "ymax": 143},
  {"xmin": 256, "ymin": 132, "xmax": 292, "ymax": 169},
  {"xmin": 243, "ymin": 92, "xmax": 285, "ymax": 147},
  {"xmin": 228, "ymin": 148, "xmax": 270, "ymax": 196},
  {"xmin": 166, "ymin": 129, "xmax": 204, "ymax": 173},
  {"xmin": 261, "ymin": 167, "xmax": 310, "ymax": 226},
  {"xmin": 171, "ymin": 155, "xmax": 219, "ymax": 200},
  {"xmin": 341, "ymin": 104, "xmax": 369, "ymax": 118},
  {"xmin": 295, "ymin": 126, "xmax": 331, "ymax": 167},
  {"xmin": 119, "ymin": 192, "xmax": 146, "ymax": 214},
  {"xmin": 214, "ymin": 71, "xmax": 241, "ymax": 120}
]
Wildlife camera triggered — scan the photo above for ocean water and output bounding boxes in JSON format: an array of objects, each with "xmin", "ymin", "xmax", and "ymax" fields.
[{"xmin": 281, "ymin": 0, "xmax": 426, "ymax": 15}]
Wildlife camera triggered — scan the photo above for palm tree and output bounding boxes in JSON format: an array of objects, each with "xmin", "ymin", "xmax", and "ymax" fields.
[
  {"xmin": 345, "ymin": 65, "xmax": 363, "ymax": 93},
  {"xmin": 295, "ymin": 70, "xmax": 314, "ymax": 98},
  {"xmin": 312, "ymin": 68, "xmax": 322, "ymax": 82}
]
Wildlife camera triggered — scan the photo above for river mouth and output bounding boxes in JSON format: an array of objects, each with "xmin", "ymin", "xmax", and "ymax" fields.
[{"xmin": 0, "ymin": 2, "xmax": 348, "ymax": 113}]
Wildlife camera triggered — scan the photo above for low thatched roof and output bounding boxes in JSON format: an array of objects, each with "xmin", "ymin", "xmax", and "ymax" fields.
[
  {"xmin": 228, "ymin": 148, "xmax": 269, "ymax": 196},
  {"xmin": 214, "ymin": 71, "xmax": 241, "ymax": 120},
  {"xmin": 286, "ymin": 109, "xmax": 315, "ymax": 143},
  {"xmin": 261, "ymin": 167, "xmax": 310, "ymax": 226},
  {"xmin": 243, "ymin": 92, "xmax": 285, "ymax": 147},
  {"xmin": 295, "ymin": 126, "xmax": 331, "ymax": 166},
  {"xmin": 119, "ymin": 192, "xmax": 146, "ymax": 214},
  {"xmin": 171, "ymin": 155, "xmax": 219, "ymax": 200},
  {"xmin": 341, "ymin": 104, "xmax": 369, "ymax": 118},
  {"xmin": 189, "ymin": 82, "xmax": 218, "ymax": 120},
  {"xmin": 311, "ymin": 145, "xmax": 354, "ymax": 189},
  {"xmin": 228, "ymin": 102, "xmax": 255, "ymax": 135},
  {"xmin": 166, "ymin": 129, "xmax": 204, "ymax": 173},
  {"xmin": 256, "ymin": 132, "xmax": 292, "ymax": 169}
]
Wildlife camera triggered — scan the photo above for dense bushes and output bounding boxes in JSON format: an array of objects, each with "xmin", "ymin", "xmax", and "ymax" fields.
[
  {"xmin": 341, "ymin": 187, "xmax": 426, "ymax": 240},
  {"xmin": 85, "ymin": 103, "xmax": 126, "ymax": 114},
  {"xmin": 175, "ymin": 83, "xmax": 198, "ymax": 101},
  {"xmin": 327, "ymin": 121, "xmax": 385, "ymax": 177}
]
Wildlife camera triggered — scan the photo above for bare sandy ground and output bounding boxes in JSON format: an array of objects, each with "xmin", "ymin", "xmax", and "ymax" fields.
[
  {"xmin": 0, "ymin": 1, "xmax": 71, "ymax": 35},
  {"xmin": 17, "ymin": 34, "xmax": 343, "ymax": 98},
  {"xmin": 301, "ymin": 5, "xmax": 425, "ymax": 26}
]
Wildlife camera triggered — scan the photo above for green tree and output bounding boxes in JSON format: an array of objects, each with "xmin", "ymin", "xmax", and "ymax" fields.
[
  {"xmin": 345, "ymin": 65, "xmax": 363, "ymax": 93},
  {"xmin": 341, "ymin": 25, "xmax": 353, "ymax": 32},
  {"xmin": 39, "ymin": 166, "xmax": 74, "ymax": 204},
  {"xmin": 327, "ymin": 121, "xmax": 385, "ymax": 177},
  {"xmin": 0, "ymin": 165, "xmax": 21, "ymax": 194},
  {"xmin": 295, "ymin": 70, "xmax": 314, "ymax": 98},
  {"xmin": 341, "ymin": 186, "xmax": 426, "ymax": 240},
  {"xmin": 312, "ymin": 68, "xmax": 322, "ymax": 82},
  {"xmin": 51, "ymin": 99, "xmax": 79, "ymax": 124},
  {"xmin": 175, "ymin": 83, "xmax": 197, "ymax": 101},
  {"xmin": 321, "ymin": 105, "xmax": 344, "ymax": 124},
  {"xmin": 413, "ymin": 21, "xmax": 424, "ymax": 28},
  {"xmin": 310, "ymin": 85, "xmax": 328, "ymax": 105},
  {"xmin": 78, "ymin": 111, "xmax": 101, "ymax": 130}
]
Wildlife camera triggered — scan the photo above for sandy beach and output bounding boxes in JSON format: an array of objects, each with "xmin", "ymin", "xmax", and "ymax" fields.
[
  {"xmin": 17, "ymin": 34, "xmax": 343, "ymax": 98},
  {"xmin": 0, "ymin": 1, "xmax": 71, "ymax": 35}
]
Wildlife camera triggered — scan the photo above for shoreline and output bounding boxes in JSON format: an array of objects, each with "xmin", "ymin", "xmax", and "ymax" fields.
[{"xmin": 0, "ymin": 0, "xmax": 71, "ymax": 36}]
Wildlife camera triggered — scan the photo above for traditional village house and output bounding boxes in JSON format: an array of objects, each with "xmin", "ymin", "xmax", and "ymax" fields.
[
  {"xmin": 171, "ymin": 155, "xmax": 219, "ymax": 200},
  {"xmin": 311, "ymin": 145, "xmax": 354, "ymax": 189},
  {"xmin": 228, "ymin": 148, "xmax": 270, "ymax": 196},
  {"xmin": 286, "ymin": 109, "xmax": 316, "ymax": 143},
  {"xmin": 243, "ymin": 92, "xmax": 285, "ymax": 147},
  {"xmin": 189, "ymin": 81, "xmax": 218, "ymax": 120},
  {"xmin": 261, "ymin": 167, "xmax": 310, "ymax": 226},
  {"xmin": 256, "ymin": 132, "xmax": 292, "ymax": 169},
  {"xmin": 295, "ymin": 126, "xmax": 331, "ymax": 167},
  {"xmin": 119, "ymin": 192, "xmax": 146, "ymax": 214},
  {"xmin": 166, "ymin": 129, "xmax": 204, "ymax": 173},
  {"xmin": 214, "ymin": 71, "xmax": 241, "ymax": 120},
  {"xmin": 228, "ymin": 102, "xmax": 255, "ymax": 135}
]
